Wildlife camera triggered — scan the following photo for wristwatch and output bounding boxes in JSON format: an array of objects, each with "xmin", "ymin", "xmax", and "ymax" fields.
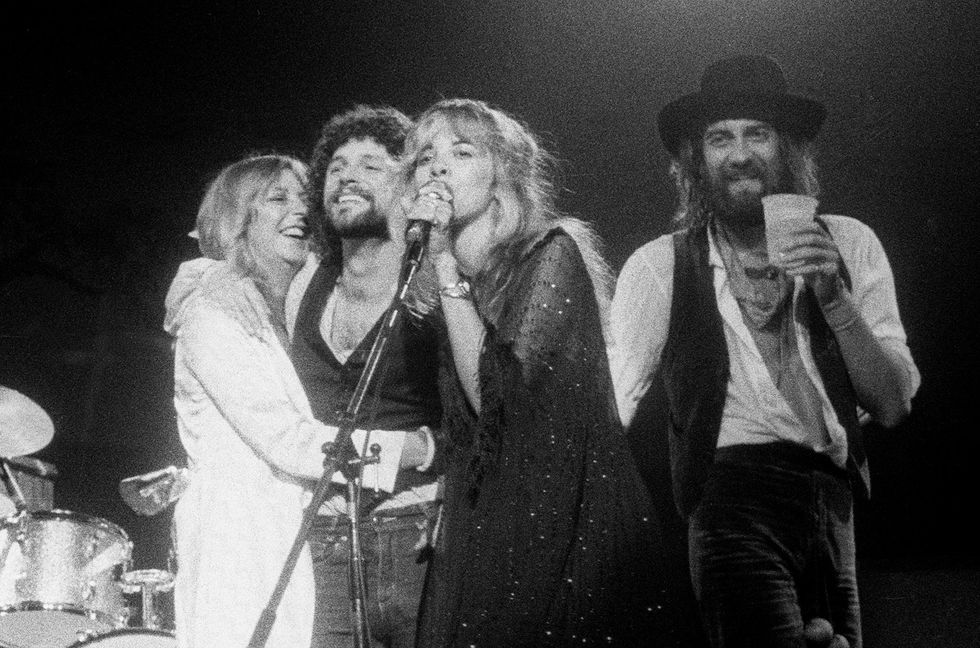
[{"xmin": 439, "ymin": 279, "xmax": 472, "ymax": 300}]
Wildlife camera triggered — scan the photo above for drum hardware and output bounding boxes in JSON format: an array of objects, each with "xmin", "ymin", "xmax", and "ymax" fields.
[
  {"xmin": 166, "ymin": 545, "xmax": 177, "ymax": 578},
  {"xmin": 0, "ymin": 510, "xmax": 27, "ymax": 577},
  {"xmin": 74, "ymin": 626, "xmax": 104, "ymax": 644},
  {"xmin": 65, "ymin": 627, "xmax": 176, "ymax": 647},
  {"xmin": 84, "ymin": 541, "xmax": 131, "ymax": 580},
  {"xmin": 118, "ymin": 569, "xmax": 173, "ymax": 631},
  {"xmin": 0, "ymin": 466, "xmax": 27, "ymax": 518}
]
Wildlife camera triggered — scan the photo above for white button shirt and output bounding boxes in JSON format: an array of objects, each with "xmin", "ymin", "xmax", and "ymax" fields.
[{"xmin": 610, "ymin": 215, "xmax": 921, "ymax": 467}]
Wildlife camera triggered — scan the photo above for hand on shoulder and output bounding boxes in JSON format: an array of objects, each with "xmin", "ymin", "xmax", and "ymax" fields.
[{"xmin": 165, "ymin": 258, "xmax": 270, "ymax": 337}]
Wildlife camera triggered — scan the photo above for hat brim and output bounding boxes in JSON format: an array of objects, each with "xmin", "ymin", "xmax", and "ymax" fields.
[{"xmin": 657, "ymin": 91, "xmax": 826, "ymax": 156}]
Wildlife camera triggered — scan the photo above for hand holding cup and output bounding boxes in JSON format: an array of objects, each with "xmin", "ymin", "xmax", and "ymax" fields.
[
  {"xmin": 762, "ymin": 194, "xmax": 843, "ymax": 305},
  {"xmin": 762, "ymin": 194, "xmax": 819, "ymax": 264}
]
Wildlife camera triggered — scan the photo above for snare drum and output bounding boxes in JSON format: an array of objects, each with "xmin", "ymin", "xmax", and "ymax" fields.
[
  {"xmin": 68, "ymin": 628, "xmax": 176, "ymax": 647},
  {"xmin": 0, "ymin": 510, "xmax": 132, "ymax": 648}
]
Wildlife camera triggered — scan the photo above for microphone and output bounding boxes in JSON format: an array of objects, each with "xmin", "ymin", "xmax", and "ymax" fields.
[
  {"xmin": 404, "ymin": 190, "xmax": 444, "ymax": 246},
  {"xmin": 398, "ymin": 194, "xmax": 441, "ymax": 298},
  {"xmin": 405, "ymin": 219, "xmax": 432, "ymax": 246}
]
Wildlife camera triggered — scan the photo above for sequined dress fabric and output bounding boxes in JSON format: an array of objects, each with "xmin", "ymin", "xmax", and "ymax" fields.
[{"xmin": 416, "ymin": 230, "xmax": 685, "ymax": 647}]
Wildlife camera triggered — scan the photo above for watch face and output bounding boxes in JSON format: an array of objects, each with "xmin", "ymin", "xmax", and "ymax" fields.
[{"xmin": 440, "ymin": 280, "xmax": 472, "ymax": 299}]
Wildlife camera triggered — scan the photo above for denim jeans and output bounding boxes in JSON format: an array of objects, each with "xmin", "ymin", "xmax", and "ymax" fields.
[
  {"xmin": 309, "ymin": 505, "xmax": 437, "ymax": 648},
  {"xmin": 688, "ymin": 443, "xmax": 861, "ymax": 648}
]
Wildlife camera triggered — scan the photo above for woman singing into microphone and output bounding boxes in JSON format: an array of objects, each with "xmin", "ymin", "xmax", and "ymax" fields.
[{"xmin": 403, "ymin": 99, "xmax": 685, "ymax": 647}]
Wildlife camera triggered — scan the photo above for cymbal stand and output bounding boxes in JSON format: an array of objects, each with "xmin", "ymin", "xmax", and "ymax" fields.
[
  {"xmin": 248, "ymin": 232, "xmax": 430, "ymax": 648},
  {"xmin": 0, "ymin": 459, "xmax": 30, "ymax": 577},
  {"xmin": 0, "ymin": 459, "xmax": 29, "ymax": 514},
  {"xmin": 120, "ymin": 568, "xmax": 176, "ymax": 630}
]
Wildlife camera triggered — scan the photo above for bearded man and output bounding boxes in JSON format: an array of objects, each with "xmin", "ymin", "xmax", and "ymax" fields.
[
  {"xmin": 294, "ymin": 105, "xmax": 442, "ymax": 648},
  {"xmin": 610, "ymin": 56, "xmax": 920, "ymax": 648}
]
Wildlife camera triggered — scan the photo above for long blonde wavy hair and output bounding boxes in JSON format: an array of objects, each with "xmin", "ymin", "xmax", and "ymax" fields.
[{"xmin": 402, "ymin": 99, "xmax": 613, "ymax": 332}]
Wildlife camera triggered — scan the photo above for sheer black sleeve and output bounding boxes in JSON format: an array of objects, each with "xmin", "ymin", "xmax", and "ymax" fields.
[
  {"xmin": 419, "ymin": 229, "xmax": 689, "ymax": 647},
  {"xmin": 436, "ymin": 231, "xmax": 635, "ymax": 641}
]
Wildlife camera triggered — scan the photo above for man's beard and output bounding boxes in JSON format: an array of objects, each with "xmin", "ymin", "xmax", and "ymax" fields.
[
  {"xmin": 327, "ymin": 191, "xmax": 390, "ymax": 240},
  {"xmin": 706, "ymin": 158, "xmax": 788, "ymax": 228}
]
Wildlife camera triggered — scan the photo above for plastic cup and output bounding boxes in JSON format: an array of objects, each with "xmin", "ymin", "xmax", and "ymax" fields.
[{"xmin": 761, "ymin": 194, "xmax": 818, "ymax": 264}]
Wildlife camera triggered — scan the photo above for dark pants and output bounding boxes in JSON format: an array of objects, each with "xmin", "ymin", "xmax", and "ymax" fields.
[
  {"xmin": 309, "ymin": 505, "xmax": 437, "ymax": 648},
  {"xmin": 688, "ymin": 443, "xmax": 861, "ymax": 648}
]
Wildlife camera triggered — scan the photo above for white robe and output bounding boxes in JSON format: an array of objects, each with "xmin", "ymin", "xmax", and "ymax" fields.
[{"xmin": 170, "ymin": 290, "xmax": 331, "ymax": 648}]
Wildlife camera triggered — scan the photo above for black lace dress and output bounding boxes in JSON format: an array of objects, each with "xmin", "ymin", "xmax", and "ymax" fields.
[{"xmin": 416, "ymin": 230, "xmax": 686, "ymax": 647}]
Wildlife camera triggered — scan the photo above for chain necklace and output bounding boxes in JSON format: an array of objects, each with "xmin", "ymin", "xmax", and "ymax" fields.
[
  {"xmin": 714, "ymin": 220, "xmax": 795, "ymax": 388},
  {"xmin": 714, "ymin": 221, "xmax": 790, "ymax": 331}
]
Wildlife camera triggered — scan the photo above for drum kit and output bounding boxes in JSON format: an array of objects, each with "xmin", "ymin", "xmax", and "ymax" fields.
[{"xmin": 0, "ymin": 387, "xmax": 177, "ymax": 648}]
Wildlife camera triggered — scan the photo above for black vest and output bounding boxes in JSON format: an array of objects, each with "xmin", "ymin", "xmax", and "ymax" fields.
[
  {"xmin": 290, "ymin": 262, "xmax": 443, "ymax": 490},
  {"xmin": 651, "ymin": 224, "xmax": 868, "ymax": 518}
]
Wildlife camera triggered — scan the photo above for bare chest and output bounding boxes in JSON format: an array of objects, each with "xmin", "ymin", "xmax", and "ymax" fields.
[{"xmin": 322, "ymin": 291, "xmax": 390, "ymax": 354}]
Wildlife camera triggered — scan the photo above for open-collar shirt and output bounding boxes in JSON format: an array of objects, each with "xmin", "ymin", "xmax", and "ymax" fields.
[{"xmin": 610, "ymin": 215, "xmax": 921, "ymax": 466}]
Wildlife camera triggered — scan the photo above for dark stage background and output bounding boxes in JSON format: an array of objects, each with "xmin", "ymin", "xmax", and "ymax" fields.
[{"xmin": 2, "ymin": 1, "xmax": 978, "ymax": 645}]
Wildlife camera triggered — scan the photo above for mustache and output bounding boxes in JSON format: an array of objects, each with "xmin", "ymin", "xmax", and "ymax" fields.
[
  {"xmin": 722, "ymin": 160, "xmax": 767, "ymax": 182},
  {"xmin": 329, "ymin": 187, "xmax": 374, "ymax": 204}
]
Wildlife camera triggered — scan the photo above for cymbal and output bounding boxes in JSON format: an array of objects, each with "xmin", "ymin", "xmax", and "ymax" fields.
[{"xmin": 0, "ymin": 386, "xmax": 54, "ymax": 458}]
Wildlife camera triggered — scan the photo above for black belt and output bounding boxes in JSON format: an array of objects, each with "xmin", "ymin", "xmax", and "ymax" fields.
[
  {"xmin": 715, "ymin": 442, "xmax": 847, "ymax": 477},
  {"xmin": 316, "ymin": 500, "xmax": 438, "ymax": 526}
]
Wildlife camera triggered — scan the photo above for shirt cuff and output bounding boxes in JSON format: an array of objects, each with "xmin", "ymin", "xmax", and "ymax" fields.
[
  {"xmin": 415, "ymin": 426, "xmax": 437, "ymax": 472},
  {"xmin": 328, "ymin": 429, "xmax": 406, "ymax": 494}
]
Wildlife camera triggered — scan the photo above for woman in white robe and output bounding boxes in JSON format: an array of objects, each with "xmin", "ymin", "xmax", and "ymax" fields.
[{"xmin": 166, "ymin": 154, "xmax": 327, "ymax": 648}]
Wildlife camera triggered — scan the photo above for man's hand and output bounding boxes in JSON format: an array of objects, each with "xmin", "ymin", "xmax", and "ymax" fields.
[
  {"xmin": 777, "ymin": 222, "xmax": 844, "ymax": 306},
  {"xmin": 201, "ymin": 264, "xmax": 269, "ymax": 337},
  {"xmin": 804, "ymin": 618, "xmax": 850, "ymax": 648},
  {"xmin": 401, "ymin": 425, "xmax": 435, "ymax": 470}
]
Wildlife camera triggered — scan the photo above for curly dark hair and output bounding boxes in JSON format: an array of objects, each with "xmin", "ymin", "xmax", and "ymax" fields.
[{"xmin": 307, "ymin": 105, "xmax": 413, "ymax": 265}]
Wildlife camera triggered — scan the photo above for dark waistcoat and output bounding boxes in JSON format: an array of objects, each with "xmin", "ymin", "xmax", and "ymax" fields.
[
  {"xmin": 290, "ymin": 262, "xmax": 443, "ymax": 490},
  {"xmin": 651, "ymin": 224, "xmax": 867, "ymax": 518}
]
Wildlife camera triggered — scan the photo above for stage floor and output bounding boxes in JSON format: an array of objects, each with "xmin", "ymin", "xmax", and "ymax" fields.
[{"xmin": 861, "ymin": 565, "xmax": 980, "ymax": 648}]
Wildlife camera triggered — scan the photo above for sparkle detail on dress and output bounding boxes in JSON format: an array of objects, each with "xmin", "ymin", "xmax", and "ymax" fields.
[{"xmin": 416, "ymin": 230, "xmax": 685, "ymax": 647}]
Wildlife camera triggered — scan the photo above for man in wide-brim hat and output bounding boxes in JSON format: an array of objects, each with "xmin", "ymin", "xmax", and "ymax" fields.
[
  {"xmin": 656, "ymin": 54, "xmax": 826, "ymax": 158},
  {"xmin": 610, "ymin": 55, "xmax": 920, "ymax": 648}
]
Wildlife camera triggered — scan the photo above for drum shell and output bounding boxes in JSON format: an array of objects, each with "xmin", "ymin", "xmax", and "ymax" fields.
[{"xmin": 0, "ymin": 510, "xmax": 132, "ymax": 646}]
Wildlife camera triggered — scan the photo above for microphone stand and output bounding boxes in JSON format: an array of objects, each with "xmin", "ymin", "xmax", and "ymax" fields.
[{"xmin": 248, "ymin": 229, "xmax": 430, "ymax": 648}]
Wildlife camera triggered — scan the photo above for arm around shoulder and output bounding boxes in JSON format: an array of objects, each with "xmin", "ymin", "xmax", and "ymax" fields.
[
  {"xmin": 176, "ymin": 302, "xmax": 335, "ymax": 479},
  {"xmin": 164, "ymin": 257, "xmax": 222, "ymax": 335}
]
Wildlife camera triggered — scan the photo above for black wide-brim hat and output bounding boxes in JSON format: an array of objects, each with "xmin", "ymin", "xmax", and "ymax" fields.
[{"xmin": 657, "ymin": 55, "xmax": 827, "ymax": 156}]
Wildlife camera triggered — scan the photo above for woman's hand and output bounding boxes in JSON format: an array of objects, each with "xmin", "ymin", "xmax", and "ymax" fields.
[
  {"xmin": 405, "ymin": 181, "xmax": 485, "ymax": 412},
  {"xmin": 403, "ymin": 181, "xmax": 455, "ymax": 261}
]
